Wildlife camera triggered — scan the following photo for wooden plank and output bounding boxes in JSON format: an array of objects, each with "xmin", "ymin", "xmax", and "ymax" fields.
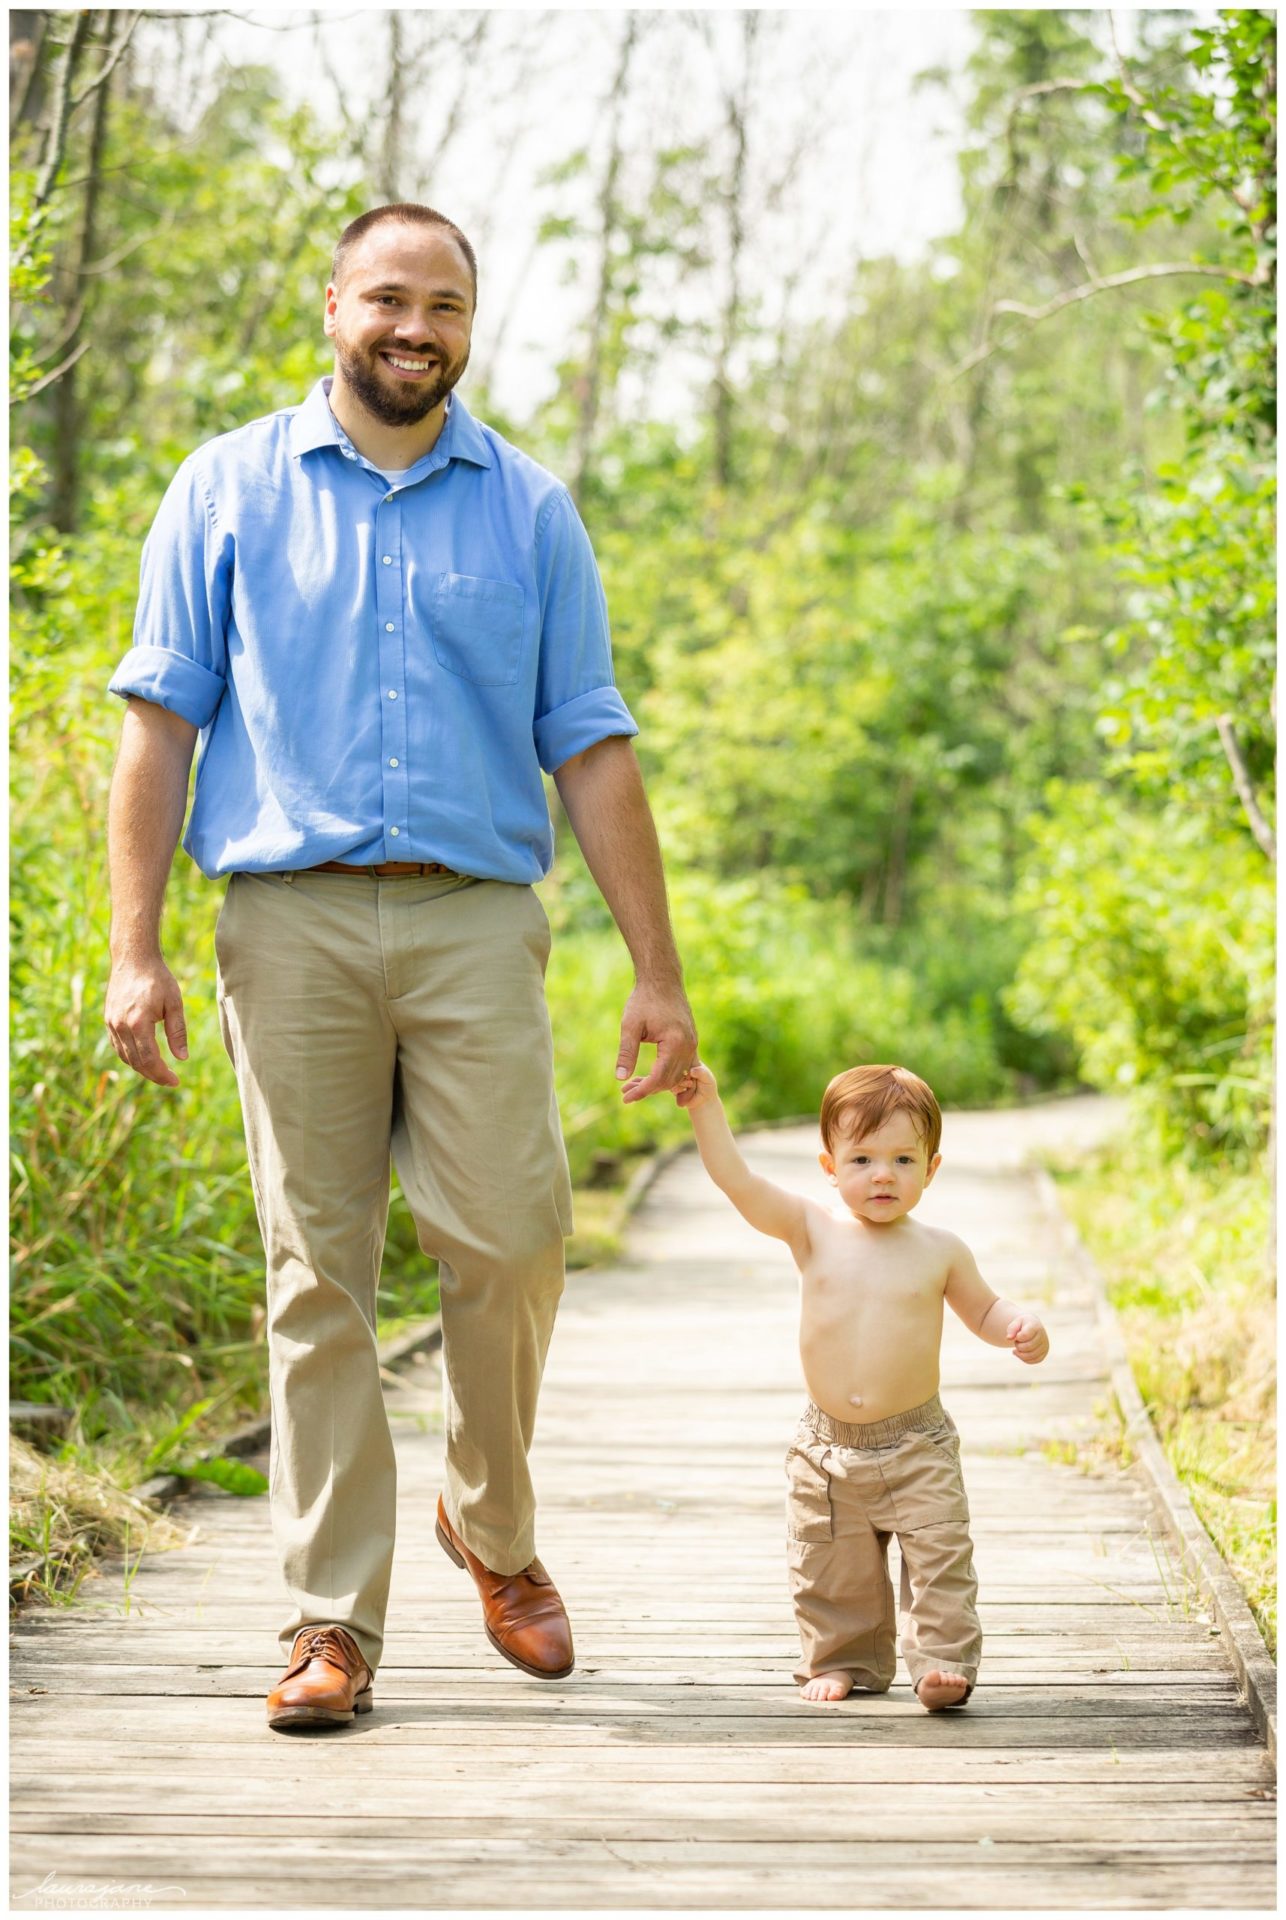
[
  {"xmin": 9, "ymin": 1784, "xmax": 1277, "ymax": 1831},
  {"xmin": 7, "ymin": 1843, "xmax": 1282, "ymax": 1904},
  {"xmin": 7, "ymin": 1758, "xmax": 1270, "ymax": 1800},
  {"xmin": 7, "ymin": 1727, "xmax": 1273, "ymax": 1784}
]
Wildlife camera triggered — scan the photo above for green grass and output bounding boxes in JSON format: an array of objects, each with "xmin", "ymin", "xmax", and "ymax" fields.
[
  {"xmin": 9, "ymin": 1433, "xmax": 193, "ymax": 1611},
  {"xmin": 1050, "ymin": 1143, "xmax": 1276, "ymax": 1654}
]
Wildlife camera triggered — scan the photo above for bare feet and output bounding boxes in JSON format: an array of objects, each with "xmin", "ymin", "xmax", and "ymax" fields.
[
  {"xmin": 915, "ymin": 1669, "xmax": 971, "ymax": 1709},
  {"xmin": 800, "ymin": 1671, "xmax": 853, "ymax": 1704}
]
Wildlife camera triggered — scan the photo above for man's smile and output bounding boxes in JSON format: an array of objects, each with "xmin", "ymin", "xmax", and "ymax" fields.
[{"xmin": 379, "ymin": 351, "xmax": 438, "ymax": 378}]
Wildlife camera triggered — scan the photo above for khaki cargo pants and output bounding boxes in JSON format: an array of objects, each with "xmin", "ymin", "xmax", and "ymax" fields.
[
  {"xmin": 215, "ymin": 869, "xmax": 573, "ymax": 1680},
  {"xmin": 785, "ymin": 1394, "xmax": 982, "ymax": 1694}
]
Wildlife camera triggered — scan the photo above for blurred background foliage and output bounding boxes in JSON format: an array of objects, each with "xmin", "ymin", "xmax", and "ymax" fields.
[{"xmin": 9, "ymin": 8, "xmax": 1274, "ymax": 1595}]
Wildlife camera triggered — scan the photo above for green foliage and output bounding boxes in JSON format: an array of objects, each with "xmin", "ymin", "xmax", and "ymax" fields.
[
  {"xmin": 171, "ymin": 1456, "xmax": 269, "ymax": 1496},
  {"xmin": 1097, "ymin": 446, "xmax": 1274, "ymax": 812},
  {"xmin": 1012, "ymin": 12, "xmax": 1275, "ymax": 1154},
  {"xmin": 1008, "ymin": 783, "xmax": 1272, "ymax": 1159}
]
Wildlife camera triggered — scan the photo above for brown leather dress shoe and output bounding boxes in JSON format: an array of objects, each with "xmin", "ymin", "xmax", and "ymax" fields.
[
  {"xmin": 266, "ymin": 1625, "xmax": 374, "ymax": 1732},
  {"xmin": 435, "ymin": 1496, "xmax": 574, "ymax": 1679}
]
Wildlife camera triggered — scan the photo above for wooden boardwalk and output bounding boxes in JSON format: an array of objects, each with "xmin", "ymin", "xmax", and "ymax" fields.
[{"xmin": 10, "ymin": 1100, "xmax": 1276, "ymax": 1910}]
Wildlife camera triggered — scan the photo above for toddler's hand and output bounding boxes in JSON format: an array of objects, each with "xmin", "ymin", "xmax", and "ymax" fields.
[
  {"xmin": 674, "ymin": 1060, "xmax": 717, "ymax": 1110},
  {"xmin": 1006, "ymin": 1313, "xmax": 1049, "ymax": 1365}
]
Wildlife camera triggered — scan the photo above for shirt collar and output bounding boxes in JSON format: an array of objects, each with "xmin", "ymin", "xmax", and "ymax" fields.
[{"xmin": 288, "ymin": 376, "xmax": 492, "ymax": 469}]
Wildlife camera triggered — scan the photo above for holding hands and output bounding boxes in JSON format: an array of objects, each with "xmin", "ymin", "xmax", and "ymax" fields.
[{"xmin": 622, "ymin": 1056, "xmax": 717, "ymax": 1110}]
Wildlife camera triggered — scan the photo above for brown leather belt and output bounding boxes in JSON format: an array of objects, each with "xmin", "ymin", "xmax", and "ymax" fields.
[{"xmin": 311, "ymin": 860, "xmax": 457, "ymax": 878}]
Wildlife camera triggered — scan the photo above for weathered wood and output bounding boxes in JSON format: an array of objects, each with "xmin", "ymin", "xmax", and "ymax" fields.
[
  {"xmin": 5, "ymin": 1846, "xmax": 1277, "ymax": 1914},
  {"xmin": 9, "ymin": 1105, "xmax": 1275, "ymax": 1912},
  {"xmin": 9, "ymin": 1779, "xmax": 1277, "ymax": 1829},
  {"xmin": 7, "ymin": 1760, "xmax": 1267, "ymax": 1801}
]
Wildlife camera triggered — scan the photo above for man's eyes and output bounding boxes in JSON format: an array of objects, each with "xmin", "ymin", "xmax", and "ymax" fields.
[{"xmin": 372, "ymin": 295, "xmax": 459, "ymax": 310}]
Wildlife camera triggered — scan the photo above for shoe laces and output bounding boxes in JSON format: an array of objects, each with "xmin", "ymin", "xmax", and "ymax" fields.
[{"xmin": 295, "ymin": 1625, "xmax": 363, "ymax": 1677}]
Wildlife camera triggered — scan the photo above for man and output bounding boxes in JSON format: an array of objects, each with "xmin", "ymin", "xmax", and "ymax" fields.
[{"xmin": 104, "ymin": 203, "xmax": 696, "ymax": 1733}]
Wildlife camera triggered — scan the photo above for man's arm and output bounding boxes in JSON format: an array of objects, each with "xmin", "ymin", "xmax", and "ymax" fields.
[
  {"xmin": 104, "ymin": 697, "xmax": 198, "ymax": 1087},
  {"xmin": 552, "ymin": 734, "xmax": 696, "ymax": 1102}
]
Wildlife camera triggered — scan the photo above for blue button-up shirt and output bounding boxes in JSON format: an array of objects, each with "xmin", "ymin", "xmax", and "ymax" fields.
[{"xmin": 108, "ymin": 377, "xmax": 637, "ymax": 882}]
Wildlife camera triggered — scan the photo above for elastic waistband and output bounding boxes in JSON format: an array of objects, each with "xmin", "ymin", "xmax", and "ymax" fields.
[{"xmin": 801, "ymin": 1393, "xmax": 947, "ymax": 1450}]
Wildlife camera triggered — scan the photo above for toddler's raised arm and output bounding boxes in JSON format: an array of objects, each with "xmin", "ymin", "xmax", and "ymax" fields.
[{"xmin": 651, "ymin": 1062, "xmax": 812, "ymax": 1261}]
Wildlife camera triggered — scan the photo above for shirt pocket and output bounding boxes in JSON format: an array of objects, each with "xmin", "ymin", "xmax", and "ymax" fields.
[
  {"xmin": 785, "ymin": 1444, "xmax": 834, "ymax": 1543},
  {"xmin": 430, "ymin": 573, "xmax": 525, "ymax": 687}
]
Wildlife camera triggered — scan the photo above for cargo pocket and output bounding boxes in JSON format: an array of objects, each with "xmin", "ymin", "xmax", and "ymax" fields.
[
  {"xmin": 892, "ymin": 1428, "xmax": 970, "ymax": 1529},
  {"xmin": 430, "ymin": 574, "xmax": 525, "ymax": 687},
  {"xmin": 785, "ymin": 1443, "xmax": 834, "ymax": 1543}
]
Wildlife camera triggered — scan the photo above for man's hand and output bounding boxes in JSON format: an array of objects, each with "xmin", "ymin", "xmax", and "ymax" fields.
[
  {"xmin": 615, "ymin": 981, "xmax": 697, "ymax": 1104},
  {"xmin": 105, "ymin": 955, "xmax": 189, "ymax": 1088},
  {"xmin": 1006, "ymin": 1312, "xmax": 1050, "ymax": 1365}
]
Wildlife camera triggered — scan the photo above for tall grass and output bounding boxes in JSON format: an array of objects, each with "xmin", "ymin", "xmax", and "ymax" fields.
[{"xmin": 1052, "ymin": 1143, "xmax": 1276, "ymax": 1652}]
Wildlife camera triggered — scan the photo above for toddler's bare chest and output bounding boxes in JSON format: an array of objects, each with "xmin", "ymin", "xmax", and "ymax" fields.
[{"xmin": 802, "ymin": 1258, "xmax": 945, "ymax": 1326}]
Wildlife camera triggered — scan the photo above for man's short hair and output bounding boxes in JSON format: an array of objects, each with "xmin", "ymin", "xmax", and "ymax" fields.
[
  {"xmin": 331, "ymin": 203, "xmax": 478, "ymax": 303},
  {"xmin": 819, "ymin": 1064, "xmax": 942, "ymax": 1159}
]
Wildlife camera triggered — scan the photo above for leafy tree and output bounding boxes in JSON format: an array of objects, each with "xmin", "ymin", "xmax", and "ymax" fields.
[{"xmin": 1010, "ymin": 10, "xmax": 1275, "ymax": 1159}]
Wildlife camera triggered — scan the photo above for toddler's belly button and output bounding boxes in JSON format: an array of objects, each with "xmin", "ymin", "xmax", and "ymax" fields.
[{"xmin": 848, "ymin": 1395, "xmax": 863, "ymax": 1408}]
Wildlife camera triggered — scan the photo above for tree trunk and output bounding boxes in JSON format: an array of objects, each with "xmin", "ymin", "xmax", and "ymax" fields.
[
  {"xmin": 378, "ymin": 12, "xmax": 405, "ymax": 202},
  {"xmin": 710, "ymin": 14, "xmax": 758, "ymax": 489},
  {"xmin": 50, "ymin": 13, "xmax": 116, "ymax": 533},
  {"xmin": 570, "ymin": 14, "xmax": 639, "ymax": 509}
]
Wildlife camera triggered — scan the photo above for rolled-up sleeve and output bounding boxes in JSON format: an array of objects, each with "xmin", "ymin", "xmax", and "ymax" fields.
[
  {"xmin": 532, "ymin": 487, "xmax": 637, "ymax": 773},
  {"xmin": 108, "ymin": 456, "xmax": 232, "ymax": 728}
]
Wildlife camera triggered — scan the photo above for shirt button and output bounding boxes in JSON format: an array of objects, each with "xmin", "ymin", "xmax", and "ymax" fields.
[
  {"xmin": 382, "ymin": 556, "xmax": 392, "ymax": 564},
  {"xmin": 390, "ymin": 826, "xmax": 400, "ymax": 837},
  {"xmin": 385, "ymin": 622, "xmax": 395, "ymax": 632},
  {"xmin": 389, "ymin": 757, "xmax": 399, "ymax": 768},
  {"xmin": 388, "ymin": 690, "xmax": 398, "ymax": 700},
  {"xmin": 384, "ymin": 492, "xmax": 394, "ymax": 502}
]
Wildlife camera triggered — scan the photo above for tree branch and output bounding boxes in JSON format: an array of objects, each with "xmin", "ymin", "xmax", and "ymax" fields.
[
  {"xmin": 70, "ymin": 10, "xmax": 142, "ymax": 109},
  {"xmin": 10, "ymin": 11, "xmax": 48, "ymax": 128},
  {"xmin": 14, "ymin": 336, "xmax": 91, "ymax": 401},
  {"xmin": 79, "ymin": 214, "xmax": 176, "ymax": 276},
  {"xmin": 1216, "ymin": 714, "xmax": 1276, "ymax": 862},
  {"xmin": 27, "ymin": 11, "xmax": 94, "ymax": 234},
  {"xmin": 951, "ymin": 262, "xmax": 1264, "ymax": 378},
  {"xmin": 419, "ymin": 14, "xmax": 491, "ymax": 185},
  {"xmin": 1107, "ymin": 10, "xmax": 1171, "ymax": 136}
]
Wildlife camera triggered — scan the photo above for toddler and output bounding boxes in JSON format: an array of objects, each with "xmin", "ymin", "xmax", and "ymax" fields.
[{"xmin": 661, "ymin": 1059, "xmax": 1049, "ymax": 1709}]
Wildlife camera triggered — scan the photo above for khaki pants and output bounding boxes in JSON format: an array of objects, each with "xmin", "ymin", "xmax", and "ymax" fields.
[
  {"xmin": 215, "ymin": 869, "xmax": 573, "ymax": 1678},
  {"xmin": 785, "ymin": 1394, "xmax": 982, "ymax": 1692}
]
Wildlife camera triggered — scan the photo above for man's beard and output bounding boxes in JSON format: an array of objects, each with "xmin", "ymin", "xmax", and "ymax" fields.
[{"xmin": 333, "ymin": 331, "xmax": 468, "ymax": 428}]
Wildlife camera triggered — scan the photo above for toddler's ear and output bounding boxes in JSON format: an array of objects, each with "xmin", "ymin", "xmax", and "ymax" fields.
[{"xmin": 818, "ymin": 1149, "xmax": 836, "ymax": 1184}]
